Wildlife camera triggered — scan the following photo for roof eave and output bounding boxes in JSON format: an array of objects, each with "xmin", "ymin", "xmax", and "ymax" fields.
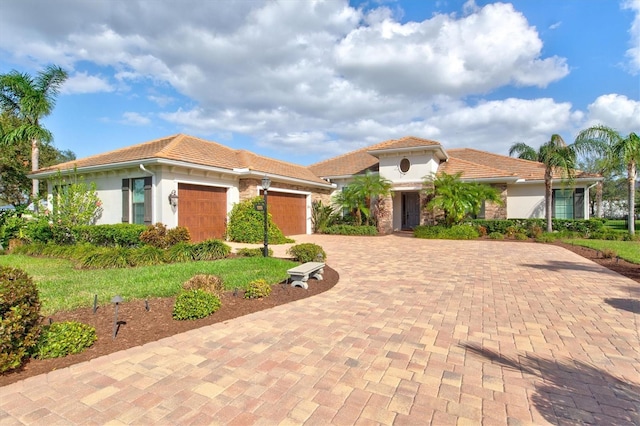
[{"xmin": 368, "ymin": 145, "xmax": 449, "ymax": 160}]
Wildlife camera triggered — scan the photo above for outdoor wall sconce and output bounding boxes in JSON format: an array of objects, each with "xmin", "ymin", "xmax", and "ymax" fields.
[{"xmin": 168, "ymin": 190, "xmax": 178, "ymax": 207}]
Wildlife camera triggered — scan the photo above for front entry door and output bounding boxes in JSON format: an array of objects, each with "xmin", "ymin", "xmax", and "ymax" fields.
[{"xmin": 402, "ymin": 192, "xmax": 420, "ymax": 229}]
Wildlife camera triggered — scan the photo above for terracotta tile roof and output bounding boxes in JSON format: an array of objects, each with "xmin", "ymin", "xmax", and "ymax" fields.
[
  {"xmin": 438, "ymin": 157, "xmax": 517, "ymax": 179},
  {"xmin": 35, "ymin": 134, "xmax": 329, "ymax": 185},
  {"xmin": 366, "ymin": 136, "xmax": 442, "ymax": 152},
  {"xmin": 309, "ymin": 136, "xmax": 442, "ymax": 177},
  {"xmin": 447, "ymin": 148, "xmax": 594, "ymax": 180}
]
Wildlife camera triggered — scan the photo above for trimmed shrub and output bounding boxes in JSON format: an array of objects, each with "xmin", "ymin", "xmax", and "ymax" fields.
[
  {"xmin": 323, "ymin": 225, "xmax": 378, "ymax": 236},
  {"xmin": 165, "ymin": 242, "xmax": 195, "ymax": 263},
  {"xmin": 514, "ymin": 233, "xmax": 529, "ymax": 241},
  {"xmin": 244, "ymin": 279, "xmax": 272, "ymax": 299},
  {"xmin": 287, "ymin": 243, "xmax": 326, "ymax": 263},
  {"xmin": 128, "ymin": 245, "xmax": 166, "ymax": 266},
  {"xmin": 469, "ymin": 219, "xmax": 604, "ymax": 236},
  {"xmin": 81, "ymin": 247, "xmax": 131, "ymax": 269},
  {"xmin": 33, "ymin": 321, "xmax": 97, "ymax": 359},
  {"xmin": 236, "ymin": 247, "xmax": 273, "ymax": 257},
  {"xmin": 172, "ymin": 289, "xmax": 221, "ymax": 320},
  {"xmin": 191, "ymin": 239, "xmax": 231, "ymax": 261},
  {"xmin": 535, "ymin": 233, "xmax": 557, "ymax": 243},
  {"xmin": 414, "ymin": 225, "xmax": 479, "ymax": 240},
  {"xmin": 488, "ymin": 232, "xmax": 504, "ymax": 240},
  {"xmin": 0, "ymin": 267, "xmax": 41, "ymax": 373},
  {"xmin": 140, "ymin": 223, "xmax": 191, "ymax": 249},
  {"xmin": 166, "ymin": 226, "xmax": 191, "ymax": 247},
  {"xmin": 182, "ymin": 274, "xmax": 224, "ymax": 295},
  {"xmin": 226, "ymin": 197, "xmax": 293, "ymax": 244},
  {"xmin": 74, "ymin": 224, "xmax": 146, "ymax": 247}
]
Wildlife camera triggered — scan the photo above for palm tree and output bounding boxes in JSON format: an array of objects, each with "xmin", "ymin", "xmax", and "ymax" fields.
[
  {"xmin": 350, "ymin": 171, "xmax": 392, "ymax": 226},
  {"xmin": 0, "ymin": 65, "xmax": 68, "ymax": 207},
  {"xmin": 334, "ymin": 171, "xmax": 391, "ymax": 227},
  {"xmin": 424, "ymin": 172, "xmax": 503, "ymax": 226},
  {"xmin": 574, "ymin": 125, "xmax": 639, "ymax": 235},
  {"xmin": 509, "ymin": 135, "xmax": 577, "ymax": 233}
]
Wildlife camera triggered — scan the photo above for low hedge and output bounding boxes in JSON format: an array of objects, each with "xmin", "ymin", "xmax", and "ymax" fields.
[
  {"xmin": 414, "ymin": 225, "xmax": 480, "ymax": 240},
  {"xmin": 468, "ymin": 219, "xmax": 605, "ymax": 236},
  {"xmin": 322, "ymin": 225, "xmax": 378, "ymax": 236}
]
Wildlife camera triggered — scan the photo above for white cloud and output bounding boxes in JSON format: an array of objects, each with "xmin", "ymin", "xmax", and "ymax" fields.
[
  {"xmin": 334, "ymin": 2, "xmax": 568, "ymax": 96},
  {"xmin": 584, "ymin": 94, "xmax": 640, "ymax": 134},
  {"xmin": 121, "ymin": 112, "xmax": 151, "ymax": 126},
  {"xmin": 62, "ymin": 71, "xmax": 114, "ymax": 94},
  {"xmin": 0, "ymin": 0, "xmax": 580, "ymax": 161},
  {"xmin": 623, "ymin": 0, "xmax": 640, "ymax": 74}
]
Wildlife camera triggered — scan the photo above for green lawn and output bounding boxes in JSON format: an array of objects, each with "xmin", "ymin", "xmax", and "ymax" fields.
[
  {"xmin": 562, "ymin": 239, "xmax": 640, "ymax": 264},
  {"xmin": 604, "ymin": 219, "xmax": 640, "ymax": 232},
  {"xmin": 0, "ymin": 255, "xmax": 297, "ymax": 315}
]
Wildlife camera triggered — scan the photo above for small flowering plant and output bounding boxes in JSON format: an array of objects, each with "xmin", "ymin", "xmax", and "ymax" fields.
[{"xmin": 44, "ymin": 170, "xmax": 104, "ymax": 227}]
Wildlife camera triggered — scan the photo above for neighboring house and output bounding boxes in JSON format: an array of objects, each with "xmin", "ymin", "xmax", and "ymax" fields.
[
  {"xmin": 31, "ymin": 134, "xmax": 334, "ymax": 241},
  {"xmin": 309, "ymin": 136, "xmax": 602, "ymax": 233}
]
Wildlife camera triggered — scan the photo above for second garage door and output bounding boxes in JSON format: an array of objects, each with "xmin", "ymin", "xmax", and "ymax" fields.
[
  {"xmin": 263, "ymin": 191, "xmax": 307, "ymax": 236},
  {"xmin": 178, "ymin": 183, "xmax": 227, "ymax": 242}
]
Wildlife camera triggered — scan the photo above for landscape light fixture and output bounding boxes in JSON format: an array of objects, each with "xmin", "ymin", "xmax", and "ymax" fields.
[
  {"xmin": 262, "ymin": 176, "xmax": 271, "ymax": 257},
  {"xmin": 111, "ymin": 295, "xmax": 123, "ymax": 339}
]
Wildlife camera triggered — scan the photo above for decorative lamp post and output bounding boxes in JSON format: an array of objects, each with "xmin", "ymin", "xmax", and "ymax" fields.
[{"xmin": 262, "ymin": 176, "xmax": 271, "ymax": 257}]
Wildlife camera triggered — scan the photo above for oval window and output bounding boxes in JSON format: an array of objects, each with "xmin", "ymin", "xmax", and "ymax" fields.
[{"xmin": 399, "ymin": 158, "xmax": 411, "ymax": 173}]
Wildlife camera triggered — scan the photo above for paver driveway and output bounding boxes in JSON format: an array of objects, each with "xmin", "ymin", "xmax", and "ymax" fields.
[{"xmin": 1, "ymin": 235, "xmax": 639, "ymax": 425}]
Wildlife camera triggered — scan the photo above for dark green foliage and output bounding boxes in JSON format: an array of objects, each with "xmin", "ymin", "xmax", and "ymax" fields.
[
  {"xmin": 287, "ymin": 243, "xmax": 326, "ymax": 263},
  {"xmin": 32, "ymin": 321, "xmax": 96, "ymax": 359},
  {"xmin": 23, "ymin": 219, "xmax": 54, "ymax": 244},
  {"xmin": 172, "ymin": 289, "xmax": 221, "ymax": 320},
  {"xmin": 182, "ymin": 274, "xmax": 224, "ymax": 295},
  {"xmin": 244, "ymin": 279, "xmax": 272, "ymax": 299},
  {"xmin": 81, "ymin": 247, "xmax": 131, "ymax": 269},
  {"xmin": 165, "ymin": 242, "xmax": 194, "ymax": 263},
  {"xmin": 226, "ymin": 197, "xmax": 292, "ymax": 244},
  {"xmin": 73, "ymin": 224, "xmax": 146, "ymax": 247},
  {"xmin": 236, "ymin": 247, "xmax": 273, "ymax": 257},
  {"xmin": 311, "ymin": 200, "xmax": 339, "ymax": 233},
  {"xmin": 140, "ymin": 223, "xmax": 190, "ymax": 249},
  {"xmin": 323, "ymin": 225, "xmax": 378, "ymax": 236},
  {"xmin": 488, "ymin": 232, "xmax": 505, "ymax": 240},
  {"xmin": 414, "ymin": 225, "xmax": 480, "ymax": 240},
  {"xmin": 0, "ymin": 266, "xmax": 41, "ymax": 372},
  {"xmin": 0, "ymin": 210, "xmax": 27, "ymax": 248},
  {"xmin": 190, "ymin": 239, "xmax": 231, "ymax": 260},
  {"xmin": 469, "ymin": 219, "xmax": 604, "ymax": 237},
  {"xmin": 128, "ymin": 245, "xmax": 166, "ymax": 266}
]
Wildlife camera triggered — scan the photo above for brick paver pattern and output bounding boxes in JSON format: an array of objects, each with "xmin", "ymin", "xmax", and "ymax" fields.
[{"xmin": 1, "ymin": 235, "xmax": 639, "ymax": 425}]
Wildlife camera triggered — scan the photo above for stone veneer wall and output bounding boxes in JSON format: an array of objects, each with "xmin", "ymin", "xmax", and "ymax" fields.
[
  {"xmin": 484, "ymin": 184, "xmax": 507, "ymax": 219},
  {"xmin": 377, "ymin": 194, "xmax": 393, "ymax": 234}
]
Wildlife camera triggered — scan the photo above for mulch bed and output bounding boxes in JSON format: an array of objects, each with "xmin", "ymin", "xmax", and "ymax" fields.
[
  {"xmin": 1, "ymin": 243, "xmax": 638, "ymax": 387},
  {"xmin": 0, "ymin": 266, "xmax": 339, "ymax": 387}
]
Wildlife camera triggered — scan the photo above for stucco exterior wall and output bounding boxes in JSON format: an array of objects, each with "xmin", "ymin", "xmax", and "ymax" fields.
[
  {"xmin": 506, "ymin": 183, "xmax": 546, "ymax": 218},
  {"xmin": 378, "ymin": 152, "xmax": 439, "ymax": 184}
]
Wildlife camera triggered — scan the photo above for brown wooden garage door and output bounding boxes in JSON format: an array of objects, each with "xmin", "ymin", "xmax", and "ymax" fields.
[
  {"xmin": 262, "ymin": 191, "xmax": 307, "ymax": 236},
  {"xmin": 178, "ymin": 183, "xmax": 227, "ymax": 242}
]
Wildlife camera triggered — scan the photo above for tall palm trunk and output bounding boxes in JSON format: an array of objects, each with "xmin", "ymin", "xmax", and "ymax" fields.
[
  {"xmin": 545, "ymin": 168, "xmax": 553, "ymax": 233},
  {"xmin": 628, "ymin": 161, "xmax": 636, "ymax": 235},
  {"xmin": 595, "ymin": 181, "xmax": 603, "ymax": 218},
  {"xmin": 31, "ymin": 137, "xmax": 39, "ymax": 210}
]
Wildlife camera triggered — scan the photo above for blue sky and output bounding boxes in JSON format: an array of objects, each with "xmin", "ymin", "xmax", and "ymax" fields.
[{"xmin": 0, "ymin": 0, "xmax": 638, "ymax": 166}]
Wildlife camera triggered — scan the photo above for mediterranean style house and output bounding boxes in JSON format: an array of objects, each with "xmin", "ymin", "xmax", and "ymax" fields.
[
  {"xmin": 31, "ymin": 134, "xmax": 600, "ymax": 240},
  {"xmin": 309, "ymin": 136, "xmax": 601, "ymax": 233}
]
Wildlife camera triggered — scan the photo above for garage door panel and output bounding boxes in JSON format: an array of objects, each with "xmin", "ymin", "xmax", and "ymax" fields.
[
  {"xmin": 178, "ymin": 183, "xmax": 227, "ymax": 242},
  {"xmin": 262, "ymin": 191, "xmax": 306, "ymax": 236}
]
